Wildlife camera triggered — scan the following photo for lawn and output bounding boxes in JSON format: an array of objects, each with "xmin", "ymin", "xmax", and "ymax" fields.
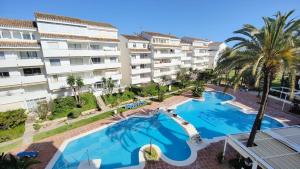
[
  {"xmin": 102, "ymin": 90, "xmax": 135, "ymax": 105},
  {"xmin": 0, "ymin": 123, "xmax": 25, "ymax": 143},
  {"xmin": 50, "ymin": 92, "xmax": 98, "ymax": 119},
  {"xmin": 0, "ymin": 140, "xmax": 22, "ymax": 153}
]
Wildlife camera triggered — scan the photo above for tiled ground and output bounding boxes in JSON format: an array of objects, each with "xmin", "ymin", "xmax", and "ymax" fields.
[{"xmin": 13, "ymin": 85, "xmax": 300, "ymax": 169}]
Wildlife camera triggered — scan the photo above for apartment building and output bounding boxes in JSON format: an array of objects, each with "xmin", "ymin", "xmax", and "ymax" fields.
[
  {"xmin": 208, "ymin": 42, "xmax": 226, "ymax": 69},
  {"xmin": 141, "ymin": 31, "xmax": 181, "ymax": 83},
  {"xmin": 119, "ymin": 34, "xmax": 152, "ymax": 86},
  {"xmin": 180, "ymin": 40, "xmax": 192, "ymax": 69},
  {"xmin": 181, "ymin": 37, "xmax": 211, "ymax": 70},
  {"xmin": 0, "ymin": 18, "xmax": 49, "ymax": 111},
  {"xmin": 35, "ymin": 13, "xmax": 122, "ymax": 97}
]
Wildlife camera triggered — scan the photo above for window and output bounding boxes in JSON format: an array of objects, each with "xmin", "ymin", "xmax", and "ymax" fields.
[
  {"xmin": 133, "ymin": 43, "xmax": 136, "ymax": 48},
  {"xmin": 22, "ymin": 33, "xmax": 31, "ymax": 40},
  {"xmin": 131, "ymin": 65, "xmax": 136, "ymax": 69},
  {"xmin": 94, "ymin": 82, "xmax": 104, "ymax": 89},
  {"xmin": 2, "ymin": 30, "xmax": 11, "ymax": 39},
  {"xmin": 23, "ymin": 68, "xmax": 41, "ymax": 76},
  {"xmin": 140, "ymin": 54, "xmax": 147, "ymax": 59},
  {"xmin": 70, "ymin": 58, "xmax": 83, "ymax": 65},
  {"xmin": 143, "ymin": 43, "xmax": 146, "ymax": 48},
  {"xmin": 68, "ymin": 43, "xmax": 82, "ymax": 49},
  {"xmin": 0, "ymin": 72, "xmax": 9, "ymax": 78},
  {"xmin": 110, "ymin": 57, "xmax": 117, "ymax": 63},
  {"xmin": 141, "ymin": 64, "xmax": 146, "ymax": 69},
  {"xmin": 47, "ymin": 42, "xmax": 59, "ymax": 49},
  {"xmin": 31, "ymin": 34, "xmax": 36, "ymax": 40},
  {"xmin": 90, "ymin": 44, "xmax": 100, "ymax": 50},
  {"xmin": 131, "ymin": 55, "xmax": 136, "ymax": 59},
  {"xmin": 0, "ymin": 52, "xmax": 4, "ymax": 60},
  {"xmin": 20, "ymin": 52, "xmax": 38, "ymax": 59},
  {"xmin": 49, "ymin": 59, "xmax": 61, "ymax": 66},
  {"xmin": 91, "ymin": 57, "xmax": 103, "ymax": 64},
  {"xmin": 13, "ymin": 31, "xmax": 22, "ymax": 39}
]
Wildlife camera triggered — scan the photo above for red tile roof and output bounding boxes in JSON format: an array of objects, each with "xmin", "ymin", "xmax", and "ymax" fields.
[
  {"xmin": 35, "ymin": 12, "xmax": 116, "ymax": 28},
  {"xmin": 0, "ymin": 18, "xmax": 36, "ymax": 29},
  {"xmin": 0, "ymin": 40, "xmax": 40, "ymax": 48},
  {"xmin": 143, "ymin": 31, "xmax": 178, "ymax": 39},
  {"xmin": 40, "ymin": 33, "xmax": 119, "ymax": 42},
  {"xmin": 122, "ymin": 34, "xmax": 148, "ymax": 41}
]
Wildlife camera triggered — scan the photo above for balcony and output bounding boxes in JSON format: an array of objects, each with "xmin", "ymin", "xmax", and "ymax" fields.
[
  {"xmin": 193, "ymin": 52, "xmax": 209, "ymax": 57},
  {"xmin": 131, "ymin": 68, "xmax": 151, "ymax": 75},
  {"xmin": 153, "ymin": 70, "xmax": 178, "ymax": 77},
  {"xmin": 0, "ymin": 75, "xmax": 47, "ymax": 88},
  {"xmin": 181, "ymin": 63, "xmax": 192, "ymax": 68},
  {"xmin": 153, "ymin": 53, "xmax": 180, "ymax": 59},
  {"xmin": 42, "ymin": 49, "xmax": 120, "ymax": 57},
  {"xmin": 46, "ymin": 62, "xmax": 121, "ymax": 74},
  {"xmin": 192, "ymin": 58, "xmax": 209, "ymax": 64},
  {"xmin": 181, "ymin": 56, "xmax": 192, "ymax": 61},
  {"xmin": 132, "ymin": 77, "xmax": 151, "ymax": 84},
  {"xmin": 0, "ymin": 59, "xmax": 44, "ymax": 68},
  {"xmin": 153, "ymin": 61, "xmax": 181, "ymax": 68},
  {"xmin": 131, "ymin": 58, "xmax": 151, "ymax": 65}
]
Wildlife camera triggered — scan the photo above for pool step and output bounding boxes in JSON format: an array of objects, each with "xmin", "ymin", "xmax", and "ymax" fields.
[{"xmin": 78, "ymin": 159, "xmax": 101, "ymax": 169}]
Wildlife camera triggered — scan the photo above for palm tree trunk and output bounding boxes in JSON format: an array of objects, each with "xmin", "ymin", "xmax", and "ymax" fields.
[
  {"xmin": 72, "ymin": 87, "xmax": 78, "ymax": 104},
  {"xmin": 247, "ymin": 71, "xmax": 271, "ymax": 147}
]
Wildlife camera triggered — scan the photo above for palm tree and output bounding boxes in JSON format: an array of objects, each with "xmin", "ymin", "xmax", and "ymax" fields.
[
  {"xmin": 101, "ymin": 77, "xmax": 107, "ymax": 95},
  {"xmin": 0, "ymin": 152, "xmax": 40, "ymax": 169},
  {"xmin": 107, "ymin": 77, "xmax": 115, "ymax": 95},
  {"xmin": 76, "ymin": 76, "xmax": 84, "ymax": 104},
  {"xmin": 67, "ymin": 74, "xmax": 78, "ymax": 104},
  {"xmin": 216, "ymin": 11, "xmax": 300, "ymax": 147}
]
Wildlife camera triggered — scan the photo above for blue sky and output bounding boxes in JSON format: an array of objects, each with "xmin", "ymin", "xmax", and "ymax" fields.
[{"xmin": 1, "ymin": 0, "xmax": 299, "ymax": 42}]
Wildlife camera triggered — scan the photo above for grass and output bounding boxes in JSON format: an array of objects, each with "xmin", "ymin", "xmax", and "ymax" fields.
[
  {"xmin": 144, "ymin": 146, "xmax": 159, "ymax": 161},
  {"xmin": 33, "ymin": 111, "xmax": 114, "ymax": 142},
  {"xmin": 0, "ymin": 140, "xmax": 22, "ymax": 153},
  {"xmin": 102, "ymin": 90, "xmax": 135, "ymax": 105},
  {"xmin": 0, "ymin": 123, "xmax": 25, "ymax": 143}
]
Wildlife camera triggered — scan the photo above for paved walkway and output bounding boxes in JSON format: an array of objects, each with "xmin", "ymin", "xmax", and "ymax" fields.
[{"xmin": 12, "ymin": 85, "xmax": 300, "ymax": 169}]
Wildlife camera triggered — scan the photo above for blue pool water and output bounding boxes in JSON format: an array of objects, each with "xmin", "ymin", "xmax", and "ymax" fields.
[
  {"xmin": 175, "ymin": 91, "xmax": 283, "ymax": 139},
  {"xmin": 51, "ymin": 91, "xmax": 283, "ymax": 169},
  {"xmin": 52, "ymin": 113, "xmax": 190, "ymax": 169}
]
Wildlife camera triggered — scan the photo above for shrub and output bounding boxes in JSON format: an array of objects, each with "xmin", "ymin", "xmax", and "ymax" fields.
[
  {"xmin": 192, "ymin": 81, "xmax": 205, "ymax": 97},
  {"xmin": 51, "ymin": 92, "xmax": 97, "ymax": 119},
  {"xmin": 0, "ymin": 109, "xmax": 26, "ymax": 130},
  {"xmin": 33, "ymin": 123, "xmax": 41, "ymax": 131},
  {"xmin": 144, "ymin": 147, "xmax": 159, "ymax": 161},
  {"xmin": 0, "ymin": 123, "xmax": 25, "ymax": 143},
  {"xmin": 102, "ymin": 90, "xmax": 135, "ymax": 105},
  {"xmin": 36, "ymin": 101, "xmax": 49, "ymax": 120}
]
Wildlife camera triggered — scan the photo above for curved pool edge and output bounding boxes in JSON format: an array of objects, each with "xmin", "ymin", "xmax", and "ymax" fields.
[{"xmin": 45, "ymin": 113, "xmax": 196, "ymax": 169}]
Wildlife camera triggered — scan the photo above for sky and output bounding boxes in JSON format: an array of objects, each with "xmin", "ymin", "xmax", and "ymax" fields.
[{"xmin": 1, "ymin": 0, "xmax": 299, "ymax": 42}]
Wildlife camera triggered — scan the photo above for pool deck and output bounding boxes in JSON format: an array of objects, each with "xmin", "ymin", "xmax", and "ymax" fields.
[{"xmin": 12, "ymin": 85, "xmax": 300, "ymax": 169}]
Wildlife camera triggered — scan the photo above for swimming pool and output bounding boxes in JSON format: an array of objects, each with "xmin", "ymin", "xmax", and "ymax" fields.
[
  {"xmin": 175, "ymin": 91, "xmax": 284, "ymax": 139},
  {"xmin": 51, "ymin": 113, "xmax": 190, "ymax": 169},
  {"xmin": 49, "ymin": 91, "xmax": 283, "ymax": 169}
]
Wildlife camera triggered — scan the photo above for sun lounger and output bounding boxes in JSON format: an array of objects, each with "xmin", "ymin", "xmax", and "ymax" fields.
[{"xmin": 17, "ymin": 151, "xmax": 39, "ymax": 158}]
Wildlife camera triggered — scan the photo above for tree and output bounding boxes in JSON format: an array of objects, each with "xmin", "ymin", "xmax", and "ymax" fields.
[
  {"xmin": 192, "ymin": 81, "xmax": 205, "ymax": 97},
  {"xmin": 216, "ymin": 11, "xmax": 300, "ymax": 147},
  {"xmin": 67, "ymin": 75, "xmax": 78, "ymax": 103},
  {"xmin": 107, "ymin": 77, "xmax": 115, "ymax": 95},
  {"xmin": 36, "ymin": 100, "xmax": 49, "ymax": 120},
  {"xmin": 101, "ymin": 77, "xmax": 107, "ymax": 95},
  {"xmin": 155, "ymin": 83, "xmax": 166, "ymax": 102},
  {"xmin": 0, "ymin": 152, "xmax": 40, "ymax": 169},
  {"xmin": 176, "ymin": 68, "xmax": 190, "ymax": 89},
  {"xmin": 76, "ymin": 77, "xmax": 84, "ymax": 104}
]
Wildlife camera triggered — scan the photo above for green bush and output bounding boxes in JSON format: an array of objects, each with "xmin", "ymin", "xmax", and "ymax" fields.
[
  {"xmin": 102, "ymin": 90, "xmax": 135, "ymax": 105},
  {"xmin": 0, "ymin": 109, "xmax": 26, "ymax": 129},
  {"xmin": 33, "ymin": 123, "xmax": 41, "ymax": 131},
  {"xmin": 51, "ymin": 92, "xmax": 97, "ymax": 119},
  {"xmin": 0, "ymin": 123, "xmax": 25, "ymax": 143},
  {"xmin": 192, "ymin": 81, "xmax": 205, "ymax": 97}
]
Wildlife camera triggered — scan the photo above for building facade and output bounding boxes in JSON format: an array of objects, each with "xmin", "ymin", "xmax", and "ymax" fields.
[
  {"xmin": 181, "ymin": 37, "xmax": 211, "ymax": 70},
  {"xmin": 207, "ymin": 42, "xmax": 226, "ymax": 69},
  {"xmin": 141, "ymin": 32, "xmax": 182, "ymax": 83},
  {"xmin": 119, "ymin": 34, "xmax": 152, "ymax": 86},
  {"xmin": 0, "ymin": 13, "xmax": 225, "ymax": 111}
]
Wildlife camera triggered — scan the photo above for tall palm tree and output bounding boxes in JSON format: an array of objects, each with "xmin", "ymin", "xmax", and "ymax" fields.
[
  {"xmin": 67, "ymin": 74, "xmax": 78, "ymax": 103},
  {"xmin": 76, "ymin": 76, "xmax": 84, "ymax": 104},
  {"xmin": 101, "ymin": 77, "xmax": 107, "ymax": 95},
  {"xmin": 0, "ymin": 152, "xmax": 40, "ymax": 169},
  {"xmin": 107, "ymin": 77, "xmax": 115, "ymax": 95},
  {"xmin": 216, "ymin": 11, "xmax": 300, "ymax": 147}
]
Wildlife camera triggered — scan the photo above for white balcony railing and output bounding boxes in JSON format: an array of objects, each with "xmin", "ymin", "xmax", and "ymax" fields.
[
  {"xmin": 132, "ymin": 77, "xmax": 151, "ymax": 84},
  {"xmin": 130, "ymin": 58, "xmax": 151, "ymax": 65},
  {"xmin": 153, "ymin": 61, "xmax": 181, "ymax": 68},
  {"xmin": 0, "ymin": 59, "xmax": 44, "ymax": 68},
  {"xmin": 0, "ymin": 75, "xmax": 47, "ymax": 88},
  {"xmin": 42, "ymin": 49, "xmax": 120, "ymax": 57},
  {"xmin": 153, "ymin": 53, "xmax": 180, "ymax": 59},
  {"xmin": 131, "ymin": 68, "xmax": 151, "ymax": 75},
  {"xmin": 153, "ymin": 70, "xmax": 178, "ymax": 77}
]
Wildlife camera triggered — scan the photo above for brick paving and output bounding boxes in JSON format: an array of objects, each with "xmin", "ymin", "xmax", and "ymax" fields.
[{"xmin": 12, "ymin": 85, "xmax": 300, "ymax": 169}]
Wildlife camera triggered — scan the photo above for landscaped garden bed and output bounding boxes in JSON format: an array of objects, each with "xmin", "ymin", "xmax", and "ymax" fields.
[{"xmin": 0, "ymin": 109, "xmax": 26, "ymax": 143}]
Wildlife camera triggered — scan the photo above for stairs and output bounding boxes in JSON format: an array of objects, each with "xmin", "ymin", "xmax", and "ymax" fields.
[{"xmin": 96, "ymin": 95, "xmax": 108, "ymax": 111}]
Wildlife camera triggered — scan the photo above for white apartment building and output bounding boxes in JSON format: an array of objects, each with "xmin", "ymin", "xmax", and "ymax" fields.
[
  {"xmin": 141, "ymin": 32, "xmax": 181, "ymax": 83},
  {"xmin": 181, "ymin": 37, "xmax": 211, "ymax": 70},
  {"xmin": 180, "ymin": 41, "xmax": 192, "ymax": 69},
  {"xmin": 35, "ymin": 13, "xmax": 122, "ymax": 97},
  {"xmin": 0, "ymin": 18, "xmax": 49, "ymax": 111},
  {"xmin": 208, "ymin": 42, "xmax": 226, "ymax": 69},
  {"xmin": 119, "ymin": 34, "xmax": 152, "ymax": 86}
]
